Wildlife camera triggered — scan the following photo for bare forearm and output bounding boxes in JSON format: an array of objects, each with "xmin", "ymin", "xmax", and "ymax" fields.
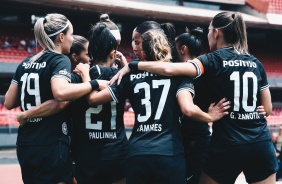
[
  {"xmin": 4, "ymin": 83, "xmax": 20, "ymax": 110},
  {"xmin": 52, "ymin": 78, "xmax": 95, "ymax": 101},
  {"xmin": 260, "ymin": 89, "xmax": 272, "ymax": 116},
  {"xmin": 183, "ymin": 105, "xmax": 212, "ymax": 123},
  {"xmin": 22, "ymin": 100, "xmax": 69, "ymax": 119},
  {"xmin": 88, "ymin": 88, "xmax": 113, "ymax": 106},
  {"xmin": 138, "ymin": 61, "xmax": 197, "ymax": 77}
]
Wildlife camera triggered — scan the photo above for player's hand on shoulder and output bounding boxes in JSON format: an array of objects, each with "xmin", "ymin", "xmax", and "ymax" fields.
[
  {"xmin": 208, "ymin": 98, "xmax": 231, "ymax": 122},
  {"xmin": 109, "ymin": 64, "xmax": 130, "ymax": 85},
  {"xmin": 73, "ymin": 63, "xmax": 90, "ymax": 77}
]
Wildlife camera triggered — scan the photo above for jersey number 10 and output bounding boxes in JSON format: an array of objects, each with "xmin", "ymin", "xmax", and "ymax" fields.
[{"xmin": 230, "ymin": 71, "xmax": 257, "ymax": 112}]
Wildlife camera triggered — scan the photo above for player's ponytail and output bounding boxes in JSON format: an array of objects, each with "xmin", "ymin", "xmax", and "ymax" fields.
[
  {"xmin": 141, "ymin": 29, "xmax": 172, "ymax": 62},
  {"xmin": 88, "ymin": 23, "xmax": 117, "ymax": 63},
  {"xmin": 212, "ymin": 11, "xmax": 248, "ymax": 54},
  {"xmin": 31, "ymin": 13, "xmax": 70, "ymax": 62},
  {"xmin": 175, "ymin": 27, "xmax": 203, "ymax": 58}
]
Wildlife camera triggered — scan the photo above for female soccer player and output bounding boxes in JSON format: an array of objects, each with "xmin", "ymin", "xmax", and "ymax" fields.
[
  {"xmin": 175, "ymin": 27, "xmax": 212, "ymax": 184},
  {"xmin": 16, "ymin": 34, "xmax": 91, "ymax": 126},
  {"xmin": 70, "ymin": 23, "xmax": 128, "ymax": 184},
  {"xmin": 4, "ymin": 13, "xmax": 99, "ymax": 183},
  {"xmin": 82, "ymin": 27, "xmax": 229, "ymax": 184},
  {"xmin": 112, "ymin": 11, "xmax": 278, "ymax": 184}
]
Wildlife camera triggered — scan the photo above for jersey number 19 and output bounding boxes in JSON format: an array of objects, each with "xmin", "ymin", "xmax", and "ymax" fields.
[{"xmin": 20, "ymin": 73, "xmax": 42, "ymax": 111}]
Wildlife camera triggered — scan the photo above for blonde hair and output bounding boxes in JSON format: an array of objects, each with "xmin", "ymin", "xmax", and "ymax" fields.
[
  {"xmin": 141, "ymin": 29, "xmax": 172, "ymax": 62},
  {"xmin": 30, "ymin": 13, "xmax": 69, "ymax": 62}
]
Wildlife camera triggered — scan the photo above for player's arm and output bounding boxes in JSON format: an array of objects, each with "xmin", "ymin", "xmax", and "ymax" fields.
[
  {"xmin": 51, "ymin": 60, "xmax": 99, "ymax": 101},
  {"xmin": 177, "ymin": 91, "xmax": 230, "ymax": 123},
  {"xmin": 17, "ymin": 100, "xmax": 70, "ymax": 127},
  {"xmin": 4, "ymin": 83, "xmax": 20, "ymax": 110},
  {"xmin": 137, "ymin": 60, "xmax": 199, "ymax": 77},
  {"xmin": 87, "ymin": 88, "xmax": 113, "ymax": 106},
  {"xmin": 51, "ymin": 77, "xmax": 98, "ymax": 101},
  {"xmin": 260, "ymin": 88, "xmax": 272, "ymax": 116},
  {"xmin": 110, "ymin": 59, "xmax": 202, "ymax": 85}
]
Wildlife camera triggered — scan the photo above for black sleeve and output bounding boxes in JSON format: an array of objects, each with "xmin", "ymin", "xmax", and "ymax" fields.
[
  {"xmin": 50, "ymin": 55, "xmax": 72, "ymax": 83},
  {"xmin": 71, "ymin": 73, "xmax": 82, "ymax": 83}
]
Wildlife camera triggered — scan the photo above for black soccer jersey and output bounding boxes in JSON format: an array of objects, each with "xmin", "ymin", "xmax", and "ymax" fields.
[
  {"xmin": 108, "ymin": 70, "xmax": 194, "ymax": 157},
  {"xmin": 12, "ymin": 51, "xmax": 72, "ymax": 145},
  {"xmin": 69, "ymin": 65, "xmax": 128, "ymax": 162},
  {"xmin": 195, "ymin": 46, "xmax": 271, "ymax": 144},
  {"xmin": 181, "ymin": 75, "xmax": 211, "ymax": 140}
]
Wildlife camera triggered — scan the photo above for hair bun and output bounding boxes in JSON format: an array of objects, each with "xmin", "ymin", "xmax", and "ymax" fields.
[
  {"xmin": 190, "ymin": 27, "xmax": 203, "ymax": 39},
  {"xmin": 100, "ymin": 13, "xmax": 110, "ymax": 22}
]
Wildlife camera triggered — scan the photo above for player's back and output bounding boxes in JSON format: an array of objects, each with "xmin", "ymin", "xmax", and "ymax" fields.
[
  {"xmin": 197, "ymin": 47, "xmax": 271, "ymax": 145},
  {"xmin": 14, "ymin": 51, "xmax": 71, "ymax": 146},
  {"xmin": 110, "ymin": 70, "xmax": 194, "ymax": 157},
  {"xmin": 70, "ymin": 65, "xmax": 127, "ymax": 162}
]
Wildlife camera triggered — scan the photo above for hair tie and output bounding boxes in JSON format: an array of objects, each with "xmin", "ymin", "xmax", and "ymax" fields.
[
  {"xmin": 110, "ymin": 30, "xmax": 121, "ymax": 41},
  {"xmin": 47, "ymin": 22, "xmax": 69, "ymax": 37},
  {"xmin": 215, "ymin": 21, "xmax": 233, "ymax": 30},
  {"xmin": 232, "ymin": 13, "xmax": 235, "ymax": 19}
]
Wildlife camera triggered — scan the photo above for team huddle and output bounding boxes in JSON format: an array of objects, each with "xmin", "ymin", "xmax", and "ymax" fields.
[{"xmin": 4, "ymin": 11, "xmax": 278, "ymax": 184}]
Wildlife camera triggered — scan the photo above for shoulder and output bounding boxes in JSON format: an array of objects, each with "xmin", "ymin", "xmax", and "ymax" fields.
[
  {"xmin": 100, "ymin": 66, "xmax": 118, "ymax": 79},
  {"xmin": 42, "ymin": 51, "xmax": 70, "ymax": 65},
  {"xmin": 89, "ymin": 65, "xmax": 100, "ymax": 79},
  {"xmin": 89, "ymin": 65, "xmax": 117, "ymax": 80}
]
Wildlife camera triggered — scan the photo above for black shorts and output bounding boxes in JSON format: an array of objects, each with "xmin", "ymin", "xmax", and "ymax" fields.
[
  {"xmin": 126, "ymin": 154, "xmax": 186, "ymax": 184},
  {"xmin": 75, "ymin": 159, "xmax": 126, "ymax": 184},
  {"xmin": 183, "ymin": 135, "xmax": 210, "ymax": 184},
  {"xmin": 17, "ymin": 141, "xmax": 73, "ymax": 183},
  {"xmin": 203, "ymin": 140, "xmax": 278, "ymax": 183}
]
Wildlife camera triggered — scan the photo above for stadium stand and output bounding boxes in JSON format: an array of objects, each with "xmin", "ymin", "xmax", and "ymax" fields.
[
  {"xmin": 264, "ymin": 0, "xmax": 282, "ymax": 14},
  {"xmin": 0, "ymin": 104, "xmax": 20, "ymax": 128}
]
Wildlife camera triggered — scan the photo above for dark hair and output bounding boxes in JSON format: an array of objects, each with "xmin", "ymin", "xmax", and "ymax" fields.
[
  {"xmin": 88, "ymin": 23, "xmax": 118, "ymax": 63},
  {"xmin": 135, "ymin": 21, "xmax": 177, "ymax": 61},
  {"xmin": 68, "ymin": 35, "xmax": 88, "ymax": 56},
  {"xmin": 161, "ymin": 22, "xmax": 177, "ymax": 62},
  {"xmin": 175, "ymin": 27, "xmax": 203, "ymax": 58},
  {"xmin": 212, "ymin": 11, "xmax": 248, "ymax": 54},
  {"xmin": 99, "ymin": 13, "xmax": 119, "ymax": 30},
  {"xmin": 135, "ymin": 21, "xmax": 162, "ymax": 34}
]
